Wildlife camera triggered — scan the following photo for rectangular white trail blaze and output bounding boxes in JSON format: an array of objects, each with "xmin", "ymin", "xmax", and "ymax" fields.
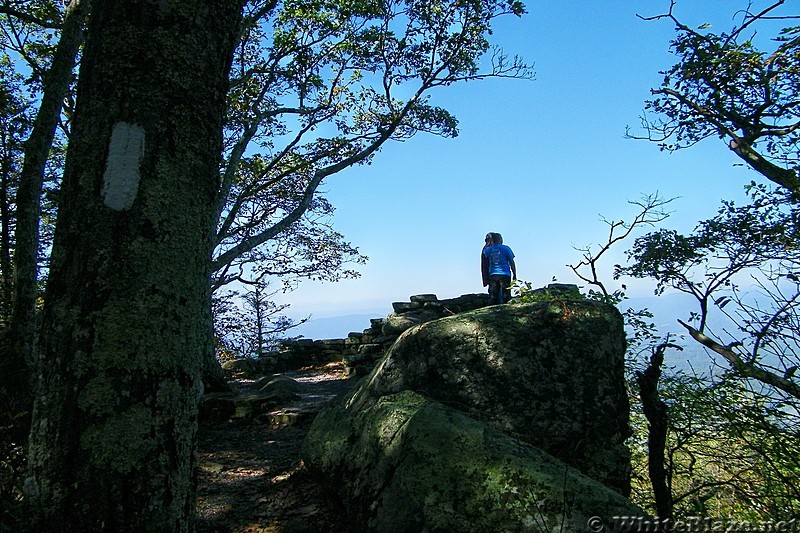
[{"xmin": 102, "ymin": 122, "xmax": 145, "ymax": 211}]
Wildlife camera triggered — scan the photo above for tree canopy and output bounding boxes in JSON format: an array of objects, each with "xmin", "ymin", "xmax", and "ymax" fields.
[
  {"xmin": 212, "ymin": 0, "xmax": 531, "ymax": 290},
  {"xmin": 616, "ymin": 1, "xmax": 800, "ymax": 519},
  {"xmin": 636, "ymin": 0, "xmax": 800, "ymax": 195}
]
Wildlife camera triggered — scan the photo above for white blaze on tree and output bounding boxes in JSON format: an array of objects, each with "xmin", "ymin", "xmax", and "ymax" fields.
[
  {"xmin": 24, "ymin": 1, "xmax": 244, "ymax": 529},
  {"xmin": 102, "ymin": 122, "xmax": 144, "ymax": 211}
]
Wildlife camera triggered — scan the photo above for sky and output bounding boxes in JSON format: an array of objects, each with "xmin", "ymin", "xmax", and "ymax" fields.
[{"xmin": 273, "ymin": 1, "xmax": 787, "ymax": 337}]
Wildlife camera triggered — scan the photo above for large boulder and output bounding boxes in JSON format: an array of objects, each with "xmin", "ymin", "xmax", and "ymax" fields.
[
  {"xmin": 348, "ymin": 300, "xmax": 632, "ymax": 495},
  {"xmin": 302, "ymin": 300, "xmax": 637, "ymax": 531},
  {"xmin": 302, "ymin": 390, "xmax": 643, "ymax": 532}
]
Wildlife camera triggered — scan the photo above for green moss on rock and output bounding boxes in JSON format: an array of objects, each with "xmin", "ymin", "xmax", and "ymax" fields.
[
  {"xmin": 303, "ymin": 390, "xmax": 643, "ymax": 532},
  {"xmin": 347, "ymin": 300, "xmax": 631, "ymax": 495}
]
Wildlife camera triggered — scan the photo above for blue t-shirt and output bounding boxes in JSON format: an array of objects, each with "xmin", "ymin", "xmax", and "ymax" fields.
[{"xmin": 483, "ymin": 244, "xmax": 515, "ymax": 276}]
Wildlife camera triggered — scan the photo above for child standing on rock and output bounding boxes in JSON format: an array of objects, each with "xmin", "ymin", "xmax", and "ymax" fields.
[{"xmin": 481, "ymin": 232, "xmax": 516, "ymax": 305}]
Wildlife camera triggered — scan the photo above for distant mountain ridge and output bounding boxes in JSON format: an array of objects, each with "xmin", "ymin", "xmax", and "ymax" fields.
[{"xmin": 291, "ymin": 313, "xmax": 385, "ymax": 340}]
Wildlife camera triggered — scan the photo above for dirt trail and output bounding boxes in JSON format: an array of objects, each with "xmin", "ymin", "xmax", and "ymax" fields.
[{"xmin": 195, "ymin": 362, "xmax": 360, "ymax": 533}]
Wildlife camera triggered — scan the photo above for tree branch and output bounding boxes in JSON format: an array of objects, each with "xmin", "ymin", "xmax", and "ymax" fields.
[
  {"xmin": 0, "ymin": 5, "xmax": 61, "ymax": 29},
  {"xmin": 678, "ymin": 319, "xmax": 800, "ymax": 399}
]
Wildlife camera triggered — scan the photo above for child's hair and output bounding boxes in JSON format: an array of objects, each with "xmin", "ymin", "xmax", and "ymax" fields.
[{"xmin": 490, "ymin": 232, "xmax": 503, "ymax": 244}]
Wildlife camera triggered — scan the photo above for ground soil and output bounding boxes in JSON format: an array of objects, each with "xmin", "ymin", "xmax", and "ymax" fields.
[{"xmin": 195, "ymin": 362, "xmax": 362, "ymax": 533}]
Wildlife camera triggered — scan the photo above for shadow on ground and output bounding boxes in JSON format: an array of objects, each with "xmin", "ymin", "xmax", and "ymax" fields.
[{"xmin": 195, "ymin": 362, "xmax": 362, "ymax": 533}]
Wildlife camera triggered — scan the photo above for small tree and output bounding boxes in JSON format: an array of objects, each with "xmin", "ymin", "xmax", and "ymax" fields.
[
  {"xmin": 1, "ymin": 0, "xmax": 87, "ymax": 376},
  {"xmin": 563, "ymin": 193, "xmax": 681, "ymax": 518},
  {"xmin": 213, "ymin": 283, "xmax": 307, "ymax": 360},
  {"xmin": 616, "ymin": 185, "xmax": 800, "ymax": 519},
  {"xmin": 554, "ymin": 189, "xmax": 800, "ymax": 519},
  {"xmin": 620, "ymin": 184, "xmax": 800, "ymax": 401},
  {"xmin": 0, "ymin": 53, "xmax": 31, "ymax": 527}
]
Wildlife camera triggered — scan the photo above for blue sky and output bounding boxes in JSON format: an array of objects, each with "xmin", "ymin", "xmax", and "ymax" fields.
[{"xmin": 274, "ymin": 1, "xmax": 783, "ymax": 334}]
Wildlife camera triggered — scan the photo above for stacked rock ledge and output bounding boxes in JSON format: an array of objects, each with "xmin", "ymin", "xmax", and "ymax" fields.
[{"xmin": 220, "ymin": 292, "xmax": 496, "ymax": 380}]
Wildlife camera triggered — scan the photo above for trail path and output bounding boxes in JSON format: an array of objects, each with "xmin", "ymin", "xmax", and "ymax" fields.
[{"xmin": 195, "ymin": 362, "xmax": 360, "ymax": 533}]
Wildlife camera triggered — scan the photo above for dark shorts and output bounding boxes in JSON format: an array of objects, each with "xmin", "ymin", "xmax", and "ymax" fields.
[{"xmin": 488, "ymin": 275, "xmax": 512, "ymax": 305}]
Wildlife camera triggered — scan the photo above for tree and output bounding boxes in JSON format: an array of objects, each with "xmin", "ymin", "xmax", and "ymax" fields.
[
  {"xmin": 564, "ymin": 192, "xmax": 800, "ymax": 520},
  {"xmin": 635, "ymin": 0, "xmax": 800, "ymax": 196},
  {"xmin": 203, "ymin": 0, "xmax": 531, "ymax": 382},
  {"xmin": 562, "ymin": 193, "xmax": 684, "ymax": 518},
  {"xmin": 620, "ymin": 184, "xmax": 800, "ymax": 402},
  {"xmin": 24, "ymin": 1, "xmax": 243, "ymax": 529},
  {"xmin": 213, "ymin": 283, "xmax": 306, "ymax": 359},
  {"xmin": 0, "ymin": 1, "xmax": 84, "ymax": 489},
  {"xmin": 0, "ymin": 50, "xmax": 31, "ymax": 530},
  {"xmin": 211, "ymin": 0, "xmax": 532, "ymax": 288},
  {"xmin": 0, "ymin": 54, "xmax": 29, "ymax": 326},
  {"xmin": 626, "ymin": 5, "xmax": 800, "ymax": 515},
  {"xmin": 5, "ymin": 0, "xmax": 87, "ymax": 381},
  {"xmin": 22, "ymin": 0, "xmax": 531, "ymax": 526},
  {"xmin": 635, "ymin": 0, "xmax": 800, "ymax": 409}
]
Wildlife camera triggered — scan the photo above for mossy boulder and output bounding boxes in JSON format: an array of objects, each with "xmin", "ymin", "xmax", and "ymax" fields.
[
  {"xmin": 348, "ymin": 300, "xmax": 631, "ymax": 495},
  {"xmin": 302, "ymin": 300, "xmax": 641, "ymax": 531},
  {"xmin": 303, "ymin": 390, "xmax": 642, "ymax": 532}
]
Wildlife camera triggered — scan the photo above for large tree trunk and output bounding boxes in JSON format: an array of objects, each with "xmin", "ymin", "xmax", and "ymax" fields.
[{"xmin": 25, "ymin": 1, "xmax": 242, "ymax": 530}]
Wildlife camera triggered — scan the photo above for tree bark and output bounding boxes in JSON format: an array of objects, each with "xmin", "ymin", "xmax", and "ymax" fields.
[
  {"xmin": 0, "ymin": 125, "xmax": 14, "ymax": 320},
  {"xmin": 8, "ymin": 0, "xmax": 88, "ymax": 370},
  {"xmin": 25, "ymin": 1, "xmax": 243, "ymax": 530}
]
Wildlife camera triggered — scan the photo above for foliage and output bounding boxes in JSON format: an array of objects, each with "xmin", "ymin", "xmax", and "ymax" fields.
[
  {"xmin": 208, "ymin": 0, "xmax": 532, "ymax": 349},
  {"xmin": 619, "ymin": 184, "xmax": 800, "ymax": 398},
  {"xmin": 0, "ymin": 54, "xmax": 31, "ymax": 323},
  {"xmin": 561, "ymin": 181, "xmax": 800, "ymax": 519},
  {"xmin": 0, "ymin": 1, "xmax": 64, "ymax": 98},
  {"xmin": 511, "ymin": 279, "xmax": 584, "ymax": 303},
  {"xmin": 0, "ymin": 359, "xmax": 26, "ymax": 532},
  {"xmin": 635, "ymin": 0, "xmax": 800, "ymax": 195},
  {"xmin": 622, "ymin": 4, "xmax": 800, "ymax": 517},
  {"xmin": 631, "ymin": 370, "xmax": 800, "ymax": 520},
  {"xmin": 212, "ymin": 0, "xmax": 532, "ymax": 290},
  {"xmin": 614, "ymin": 183, "xmax": 800, "ymax": 517}
]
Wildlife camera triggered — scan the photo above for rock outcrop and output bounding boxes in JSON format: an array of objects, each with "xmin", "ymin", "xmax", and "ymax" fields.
[
  {"xmin": 302, "ymin": 299, "xmax": 640, "ymax": 531},
  {"xmin": 304, "ymin": 390, "xmax": 640, "ymax": 532}
]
